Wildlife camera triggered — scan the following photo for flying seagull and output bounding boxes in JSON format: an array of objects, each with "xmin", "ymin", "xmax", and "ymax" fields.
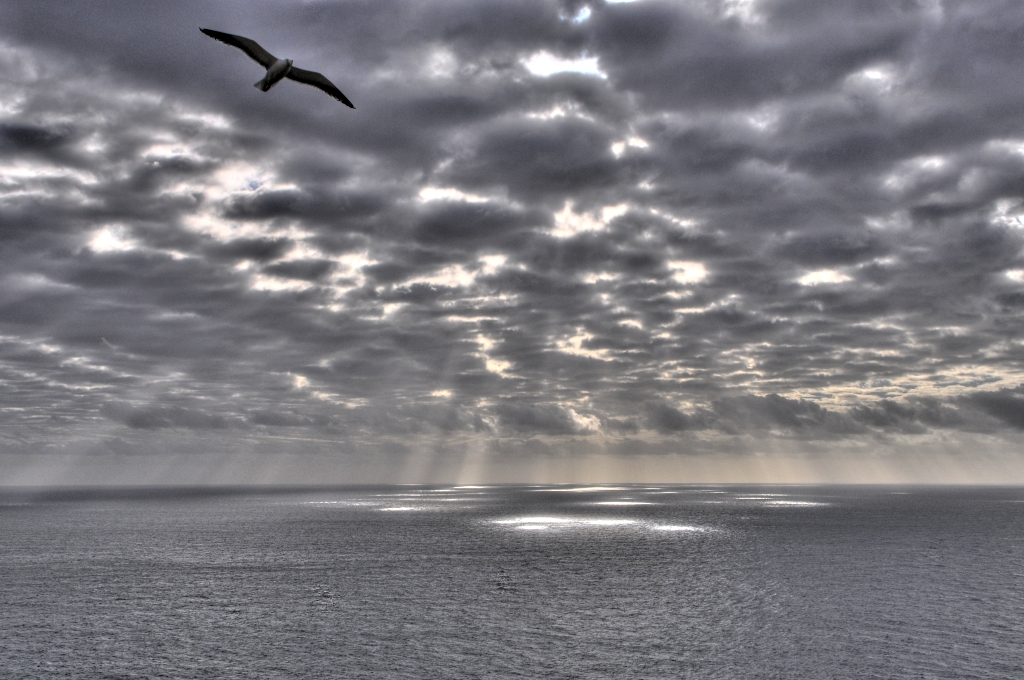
[{"xmin": 200, "ymin": 28, "xmax": 354, "ymax": 108}]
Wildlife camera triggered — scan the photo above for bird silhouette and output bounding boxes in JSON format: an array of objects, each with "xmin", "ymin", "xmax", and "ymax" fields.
[{"xmin": 200, "ymin": 28, "xmax": 354, "ymax": 108}]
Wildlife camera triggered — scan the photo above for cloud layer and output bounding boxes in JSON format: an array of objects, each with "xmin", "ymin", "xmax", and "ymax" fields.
[{"xmin": 3, "ymin": 0, "xmax": 1024, "ymax": 481}]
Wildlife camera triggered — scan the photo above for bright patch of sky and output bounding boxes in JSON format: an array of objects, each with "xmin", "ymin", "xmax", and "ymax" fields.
[
  {"xmin": 526, "ymin": 102, "xmax": 596, "ymax": 121},
  {"xmin": 476, "ymin": 334, "xmax": 512, "ymax": 375},
  {"xmin": 405, "ymin": 264, "xmax": 477, "ymax": 288},
  {"xmin": 798, "ymin": 269, "xmax": 853, "ymax": 286},
  {"xmin": 551, "ymin": 202, "xmax": 628, "ymax": 238},
  {"xmin": 248, "ymin": 273, "xmax": 315, "ymax": 293},
  {"xmin": 418, "ymin": 186, "xmax": 490, "ymax": 203},
  {"xmin": 87, "ymin": 225, "xmax": 137, "ymax": 253},
  {"xmin": 843, "ymin": 63, "xmax": 900, "ymax": 99},
  {"xmin": 721, "ymin": 0, "xmax": 764, "ymax": 24},
  {"xmin": 557, "ymin": 329, "xmax": 613, "ymax": 361},
  {"xmin": 668, "ymin": 261, "xmax": 708, "ymax": 285},
  {"xmin": 478, "ymin": 254, "xmax": 507, "ymax": 276},
  {"xmin": 883, "ymin": 155, "xmax": 948, "ymax": 193},
  {"xmin": 991, "ymin": 198, "xmax": 1024, "ymax": 229},
  {"xmin": 5, "ymin": 273, "xmax": 77, "ymax": 293},
  {"xmin": 611, "ymin": 136, "xmax": 649, "ymax": 157},
  {"xmin": 523, "ymin": 51, "xmax": 606, "ymax": 79},
  {"xmin": 569, "ymin": 6, "xmax": 593, "ymax": 23}
]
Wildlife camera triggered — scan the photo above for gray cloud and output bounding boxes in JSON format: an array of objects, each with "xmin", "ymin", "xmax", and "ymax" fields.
[
  {"xmin": 496, "ymin": 402, "xmax": 597, "ymax": 435},
  {"xmin": 966, "ymin": 388, "xmax": 1024, "ymax": 430},
  {"xmin": 644, "ymin": 402, "xmax": 713, "ymax": 433},
  {"xmin": 101, "ymin": 402, "xmax": 238, "ymax": 431},
  {"xmin": 3, "ymin": 1, "xmax": 1024, "ymax": 481}
]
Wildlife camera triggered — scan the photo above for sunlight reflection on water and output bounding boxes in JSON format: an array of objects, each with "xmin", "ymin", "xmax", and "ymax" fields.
[{"xmin": 491, "ymin": 516, "xmax": 715, "ymax": 533}]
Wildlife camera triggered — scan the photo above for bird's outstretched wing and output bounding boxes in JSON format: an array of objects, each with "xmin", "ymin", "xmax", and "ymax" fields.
[
  {"xmin": 200, "ymin": 28, "xmax": 277, "ymax": 68},
  {"xmin": 286, "ymin": 67, "xmax": 355, "ymax": 108}
]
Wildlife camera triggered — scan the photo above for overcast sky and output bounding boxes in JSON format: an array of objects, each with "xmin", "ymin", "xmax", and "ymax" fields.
[{"xmin": 3, "ymin": 0, "xmax": 1024, "ymax": 485}]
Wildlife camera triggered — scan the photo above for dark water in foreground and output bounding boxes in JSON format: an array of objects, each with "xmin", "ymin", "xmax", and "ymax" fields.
[{"xmin": 2, "ymin": 485, "xmax": 1022, "ymax": 679}]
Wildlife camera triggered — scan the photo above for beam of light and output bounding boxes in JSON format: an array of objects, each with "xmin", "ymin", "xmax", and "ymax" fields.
[{"xmin": 455, "ymin": 440, "xmax": 490, "ymax": 487}]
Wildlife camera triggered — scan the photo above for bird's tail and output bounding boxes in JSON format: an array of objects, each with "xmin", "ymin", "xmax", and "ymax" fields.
[{"xmin": 254, "ymin": 79, "xmax": 265, "ymax": 90}]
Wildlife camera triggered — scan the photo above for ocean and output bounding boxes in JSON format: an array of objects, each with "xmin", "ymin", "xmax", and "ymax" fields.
[{"xmin": 2, "ymin": 485, "xmax": 1022, "ymax": 679}]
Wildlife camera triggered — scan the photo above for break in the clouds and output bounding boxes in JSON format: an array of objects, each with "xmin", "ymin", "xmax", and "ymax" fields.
[{"xmin": 3, "ymin": 0, "xmax": 1024, "ymax": 483}]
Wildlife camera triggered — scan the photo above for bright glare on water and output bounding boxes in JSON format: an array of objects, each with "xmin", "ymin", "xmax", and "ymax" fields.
[{"xmin": 2, "ymin": 485, "xmax": 1023, "ymax": 678}]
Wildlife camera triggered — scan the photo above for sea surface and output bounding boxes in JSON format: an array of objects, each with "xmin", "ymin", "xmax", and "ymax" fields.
[{"xmin": 1, "ymin": 485, "xmax": 1022, "ymax": 679}]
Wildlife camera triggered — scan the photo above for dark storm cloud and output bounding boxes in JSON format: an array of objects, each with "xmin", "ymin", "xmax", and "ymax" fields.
[
  {"xmin": 0, "ymin": 123, "xmax": 79, "ymax": 164},
  {"xmin": 642, "ymin": 394, "xmax": 868, "ymax": 438},
  {"xmin": 247, "ymin": 409, "xmax": 323, "ymax": 428},
  {"xmin": 847, "ymin": 394, "xmax": 1002, "ymax": 434},
  {"xmin": 221, "ymin": 188, "xmax": 389, "ymax": 226},
  {"xmin": 644, "ymin": 402, "xmax": 713, "ymax": 433},
  {"xmin": 4, "ymin": 0, "xmax": 1024, "ymax": 474},
  {"xmin": 263, "ymin": 259, "xmax": 335, "ymax": 282},
  {"xmin": 101, "ymin": 401, "xmax": 238, "ymax": 430},
  {"xmin": 712, "ymin": 394, "xmax": 868, "ymax": 437},
  {"xmin": 495, "ymin": 402, "xmax": 596, "ymax": 435},
  {"xmin": 205, "ymin": 237, "xmax": 293, "ymax": 263},
  {"xmin": 413, "ymin": 202, "xmax": 549, "ymax": 246},
  {"xmin": 593, "ymin": 0, "xmax": 921, "ymax": 109},
  {"xmin": 444, "ymin": 117, "xmax": 623, "ymax": 200},
  {"xmin": 965, "ymin": 388, "xmax": 1024, "ymax": 430}
]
